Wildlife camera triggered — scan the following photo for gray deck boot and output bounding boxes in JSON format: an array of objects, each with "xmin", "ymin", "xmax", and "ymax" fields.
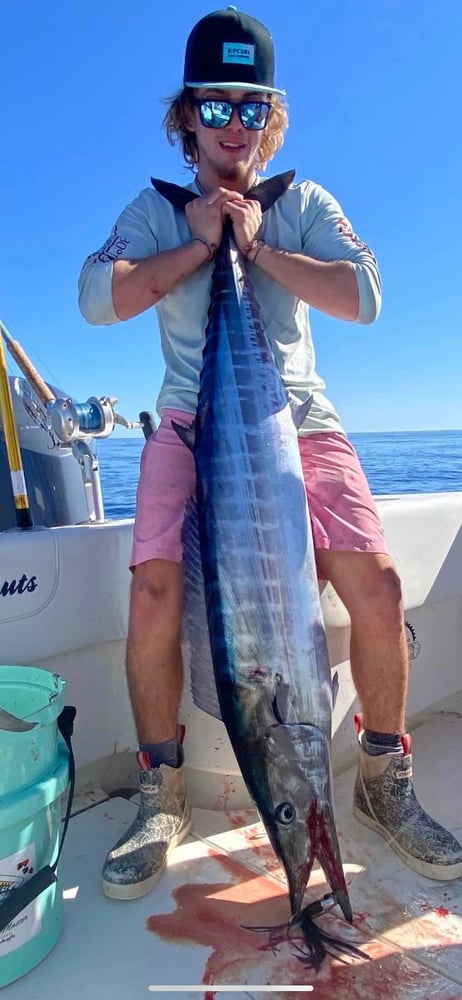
[
  {"xmin": 353, "ymin": 715, "xmax": 462, "ymax": 880},
  {"xmin": 102, "ymin": 761, "xmax": 192, "ymax": 900}
]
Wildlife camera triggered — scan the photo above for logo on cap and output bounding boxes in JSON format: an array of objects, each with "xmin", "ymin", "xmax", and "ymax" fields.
[{"xmin": 223, "ymin": 41, "xmax": 255, "ymax": 65}]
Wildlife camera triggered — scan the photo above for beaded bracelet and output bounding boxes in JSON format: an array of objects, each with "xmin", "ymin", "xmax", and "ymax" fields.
[
  {"xmin": 243, "ymin": 237, "xmax": 266, "ymax": 265},
  {"xmin": 190, "ymin": 235, "xmax": 217, "ymax": 260}
]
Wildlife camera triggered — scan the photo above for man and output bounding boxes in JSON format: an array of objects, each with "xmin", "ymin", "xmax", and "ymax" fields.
[{"xmin": 78, "ymin": 7, "xmax": 462, "ymax": 900}]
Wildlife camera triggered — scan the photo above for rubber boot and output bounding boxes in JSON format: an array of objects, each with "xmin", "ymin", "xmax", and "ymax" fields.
[
  {"xmin": 353, "ymin": 714, "xmax": 462, "ymax": 880},
  {"xmin": 102, "ymin": 758, "xmax": 192, "ymax": 899}
]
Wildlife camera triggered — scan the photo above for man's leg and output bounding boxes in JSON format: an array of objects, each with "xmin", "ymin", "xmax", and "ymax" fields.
[
  {"xmin": 126, "ymin": 558, "xmax": 184, "ymax": 745},
  {"xmin": 102, "ymin": 558, "xmax": 192, "ymax": 899},
  {"xmin": 102, "ymin": 409, "xmax": 196, "ymax": 900},
  {"xmin": 317, "ymin": 548, "xmax": 462, "ymax": 880},
  {"xmin": 316, "ymin": 550, "xmax": 407, "ymax": 733}
]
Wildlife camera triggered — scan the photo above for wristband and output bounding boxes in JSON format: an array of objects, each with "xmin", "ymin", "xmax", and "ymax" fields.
[
  {"xmin": 243, "ymin": 238, "xmax": 266, "ymax": 264},
  {"xmin": 190, "ymin": 235, "xmax": 216, "ymax": 260}
]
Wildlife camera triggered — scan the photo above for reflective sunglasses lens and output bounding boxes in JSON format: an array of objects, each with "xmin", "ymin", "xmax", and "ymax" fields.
[
  {"xmin": 240, "ymin": 102, "xmax": 270, "ymax": 130},
  {"xmin": 200, "ymin": 101, "xmax": 232, "ymax": 128}
]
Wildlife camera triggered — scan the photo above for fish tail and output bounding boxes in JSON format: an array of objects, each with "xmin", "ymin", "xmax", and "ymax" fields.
[
  {"xmin": 246, "ymin": 170, "xmax": 295, "ymax": 212},
  {"xmin": 151, "ymin": 170, "xmax": 296, "ymax": 214},
  {"xmin": 150, "ymin": 178, "xmax": 197, "ymax": 211}
]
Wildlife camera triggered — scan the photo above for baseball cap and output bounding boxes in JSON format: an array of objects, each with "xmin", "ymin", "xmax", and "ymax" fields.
[{"xmin": 183, "ymin": 6, "xmax": 285, "ymax": 96}]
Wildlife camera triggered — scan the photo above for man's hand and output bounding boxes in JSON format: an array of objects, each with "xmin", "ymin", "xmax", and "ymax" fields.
[
  {"xmin": 186, "ymin": 188, "xmax": 262, "ymax": 255},
  {"xmin": 186, "ymin": 188, "xmax": 241, "ymax": 250},
  {"xmin": 223, "ymin": 196, "xmax": 262, "ymax": 254}
]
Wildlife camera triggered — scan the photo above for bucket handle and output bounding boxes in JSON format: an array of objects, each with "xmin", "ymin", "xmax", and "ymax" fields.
[{"xmin": 0, "ymin": 705, "xmax": 76, "ymax": 932}]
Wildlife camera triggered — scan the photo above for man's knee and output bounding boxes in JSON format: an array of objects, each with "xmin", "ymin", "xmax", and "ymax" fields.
[
  {"xmin": 129, "ymin": 560, "xmax": 183, "ymax": 635},
  {"xmin": 359, "ymin": 561, "xmax": 404, "ymax": 629}
]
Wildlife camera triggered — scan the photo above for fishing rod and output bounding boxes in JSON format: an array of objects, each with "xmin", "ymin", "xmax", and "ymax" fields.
[
  {"xmin": 1, "ymin": 320, "xmax": 55, "ymax": 406},
  {"xmin": 1, "ymin": 319, "xmax": 146, "ymax": 439},
  {"xmin": 0, "ymin": 322, "xmax": 33, "ymax": 529},
  {"xmin": 1, "ymin": 319, "xmax": 151, "ymax": 523},
  {"xmin": 1, "ymin": 319, "xmax": 112, "ymax": 523}
]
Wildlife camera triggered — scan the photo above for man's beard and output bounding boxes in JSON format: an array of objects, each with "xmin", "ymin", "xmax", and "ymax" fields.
[
  {"xmin": 216, "ymin": 164, "xmax": 240, "ymax": 181},
  {"xmin": 203, "ymin": 148, "xmax": 248, "ymax": 183},
  {"xmin": 212, "ymin": 159, "xmax": 242, "ymax": 182}
]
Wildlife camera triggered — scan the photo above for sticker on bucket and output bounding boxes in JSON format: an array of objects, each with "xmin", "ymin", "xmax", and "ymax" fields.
[{"xmin": 0, "ymin": 844, "xmax": 41, "ymax": 955}]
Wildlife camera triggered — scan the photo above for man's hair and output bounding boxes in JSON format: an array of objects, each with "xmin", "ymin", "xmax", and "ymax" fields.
[{"xmin": 162, "ymin": 88, "xmax": 288, "ymax": 171}]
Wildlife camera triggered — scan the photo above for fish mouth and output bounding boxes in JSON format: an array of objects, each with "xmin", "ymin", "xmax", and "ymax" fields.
[
  {"xmin": 279, "ymin": 797, "xmax": 352, "ymax": 924},
  {"xmin": 304, "ymin": 798, "xmax": 352, "ymax": 923},
  {"xmin": 287, "ymin": 858, "xmax": 315, "ymax": 918},
  {"xmin": 269, "ymin": 796, "xmax": 353, "ymax": 923},
  {"xmin": 244, "ymin": 722, "xmax": 353, "ymax": 926}
]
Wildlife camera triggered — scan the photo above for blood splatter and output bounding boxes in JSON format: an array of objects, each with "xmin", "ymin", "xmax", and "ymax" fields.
[
  {"xmin": 217, "ymin": 816, "xmax": 287, "ymax": 879},
  {"xmin": 226, "ymin": 809, "xmax": 260, "ymax": 830},
  {"xmin": 145, "ymin": 851, "xmax": 456, "ymax": 998},
  {"xmin": 146, "ymin": 854, "xmax": 299, "ymax": 990}
]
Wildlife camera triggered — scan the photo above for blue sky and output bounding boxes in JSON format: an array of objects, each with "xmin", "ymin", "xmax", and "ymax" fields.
[{"xmin": 1, "ymin": 1, "xmax": 461, "ymax": 435}]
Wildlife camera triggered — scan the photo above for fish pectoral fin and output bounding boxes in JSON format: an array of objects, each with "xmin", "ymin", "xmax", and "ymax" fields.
[
  {"xmin": 151, "ymin": 178, "xmax": 198, "ymax": 211},
  {"xmin": 272, "ymin": 675, "xmax": 292, "ymax": 723},
  {"xmin": 171, "ymin": 419, "xmax": 195, "ymax": 451}
]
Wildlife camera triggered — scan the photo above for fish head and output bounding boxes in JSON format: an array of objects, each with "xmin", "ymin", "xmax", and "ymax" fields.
[{"xmin": 245, "ymin": 722, "xmax": 350, "ymax": 921}]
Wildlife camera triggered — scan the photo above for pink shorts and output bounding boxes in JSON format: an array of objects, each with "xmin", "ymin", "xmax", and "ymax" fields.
[{"xmin": 130, "ymin": 408, "xmax": 388, "ymax": 570}]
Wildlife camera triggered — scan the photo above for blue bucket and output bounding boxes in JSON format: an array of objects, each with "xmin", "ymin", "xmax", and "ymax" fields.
[{"xmin": 0, "ymin": 666, "xmax": 70, "ymax": 989}]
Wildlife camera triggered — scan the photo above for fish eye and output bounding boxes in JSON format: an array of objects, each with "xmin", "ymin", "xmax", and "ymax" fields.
[{"xmin": 275, "ymin": 802, "xmax": 295, "ymax": 825}]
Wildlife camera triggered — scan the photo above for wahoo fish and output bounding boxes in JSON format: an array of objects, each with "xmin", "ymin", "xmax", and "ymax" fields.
[{"xmin": 152, "ymin": 172, "xmax": 365, "ymax": 968}]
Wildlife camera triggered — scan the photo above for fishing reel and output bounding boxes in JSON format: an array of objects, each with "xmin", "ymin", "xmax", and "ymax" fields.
[{"xmin": 47, "ymin": 395, "xmax": 138, "ymax": 443}]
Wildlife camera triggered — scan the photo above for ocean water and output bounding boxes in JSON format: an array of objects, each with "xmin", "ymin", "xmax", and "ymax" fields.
[{"xmin": 97, "ymin": 429, "xmax": 462, "ymax": 520}]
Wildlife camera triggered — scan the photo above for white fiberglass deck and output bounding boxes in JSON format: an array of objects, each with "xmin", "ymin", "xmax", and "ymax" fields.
[{"xmin": 3, "ymin": 694, "xmax": 462, "ymax": 1000}]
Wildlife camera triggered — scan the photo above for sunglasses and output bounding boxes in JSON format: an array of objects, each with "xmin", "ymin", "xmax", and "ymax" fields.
[{"xmin": 193, "ymin": 99, "xmax": 272, "ymax": 131}]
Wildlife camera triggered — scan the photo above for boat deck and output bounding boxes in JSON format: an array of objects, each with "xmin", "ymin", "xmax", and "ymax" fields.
[{"xmin": 3, "ymin": 694, "xmax": 462, "ymax": 1000}]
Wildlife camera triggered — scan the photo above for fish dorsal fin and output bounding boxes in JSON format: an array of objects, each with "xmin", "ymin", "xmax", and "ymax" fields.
[
  {"xmin": 151, "ymin": 178, "xmax": 198, "ymax": 210},
  {"xmin": 151, "ymin": 170, "xmax": 295, "ymax": 214},
  {"xmin": 181, "ymin": 497, "xmax": 223, "ymax": 722}
]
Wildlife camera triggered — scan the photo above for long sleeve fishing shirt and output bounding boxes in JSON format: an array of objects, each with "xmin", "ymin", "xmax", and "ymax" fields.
[{"xmin": 78, "ymin": 178, "xmax": 381, "ymax": 435}]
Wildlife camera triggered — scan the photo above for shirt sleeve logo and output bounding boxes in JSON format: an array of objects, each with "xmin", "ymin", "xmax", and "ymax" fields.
[
  {"xmin": 338, "ymin": 217, "xmax": 373, "ymax": 254},
  {"xmin": 86, "ymin": 225, "xmax": 130, "ymax": 265}
]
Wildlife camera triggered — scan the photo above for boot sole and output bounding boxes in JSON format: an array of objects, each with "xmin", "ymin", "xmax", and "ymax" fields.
[
  {"xmin": 353, "ymin": 805, "xmax": 462, "ymax": 881},
  {"xmin": 101, "ymin": 813, "xmax": 193, "ymax": 901}
]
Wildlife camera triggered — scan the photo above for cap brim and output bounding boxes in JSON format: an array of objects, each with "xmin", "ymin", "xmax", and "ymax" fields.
[{"xmin": 185, "ymin": 79, "xmax": 286, "ymax": 96}]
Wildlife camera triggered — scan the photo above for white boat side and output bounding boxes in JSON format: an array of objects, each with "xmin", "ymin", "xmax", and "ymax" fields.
[{"xmin": 1, "ymin": 490, "xmax": 461, "ymax": 809}]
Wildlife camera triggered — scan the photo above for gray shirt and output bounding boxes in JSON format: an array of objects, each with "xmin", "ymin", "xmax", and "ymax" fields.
[{"xmin": 78, "ymin": 177, "xmax": 381, "ymax": 434}]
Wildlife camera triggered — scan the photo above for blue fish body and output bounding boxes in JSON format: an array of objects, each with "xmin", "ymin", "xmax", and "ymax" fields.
[{"xmin": 152, "ymin": 174, "xmax": 361, "ymax": 967}]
